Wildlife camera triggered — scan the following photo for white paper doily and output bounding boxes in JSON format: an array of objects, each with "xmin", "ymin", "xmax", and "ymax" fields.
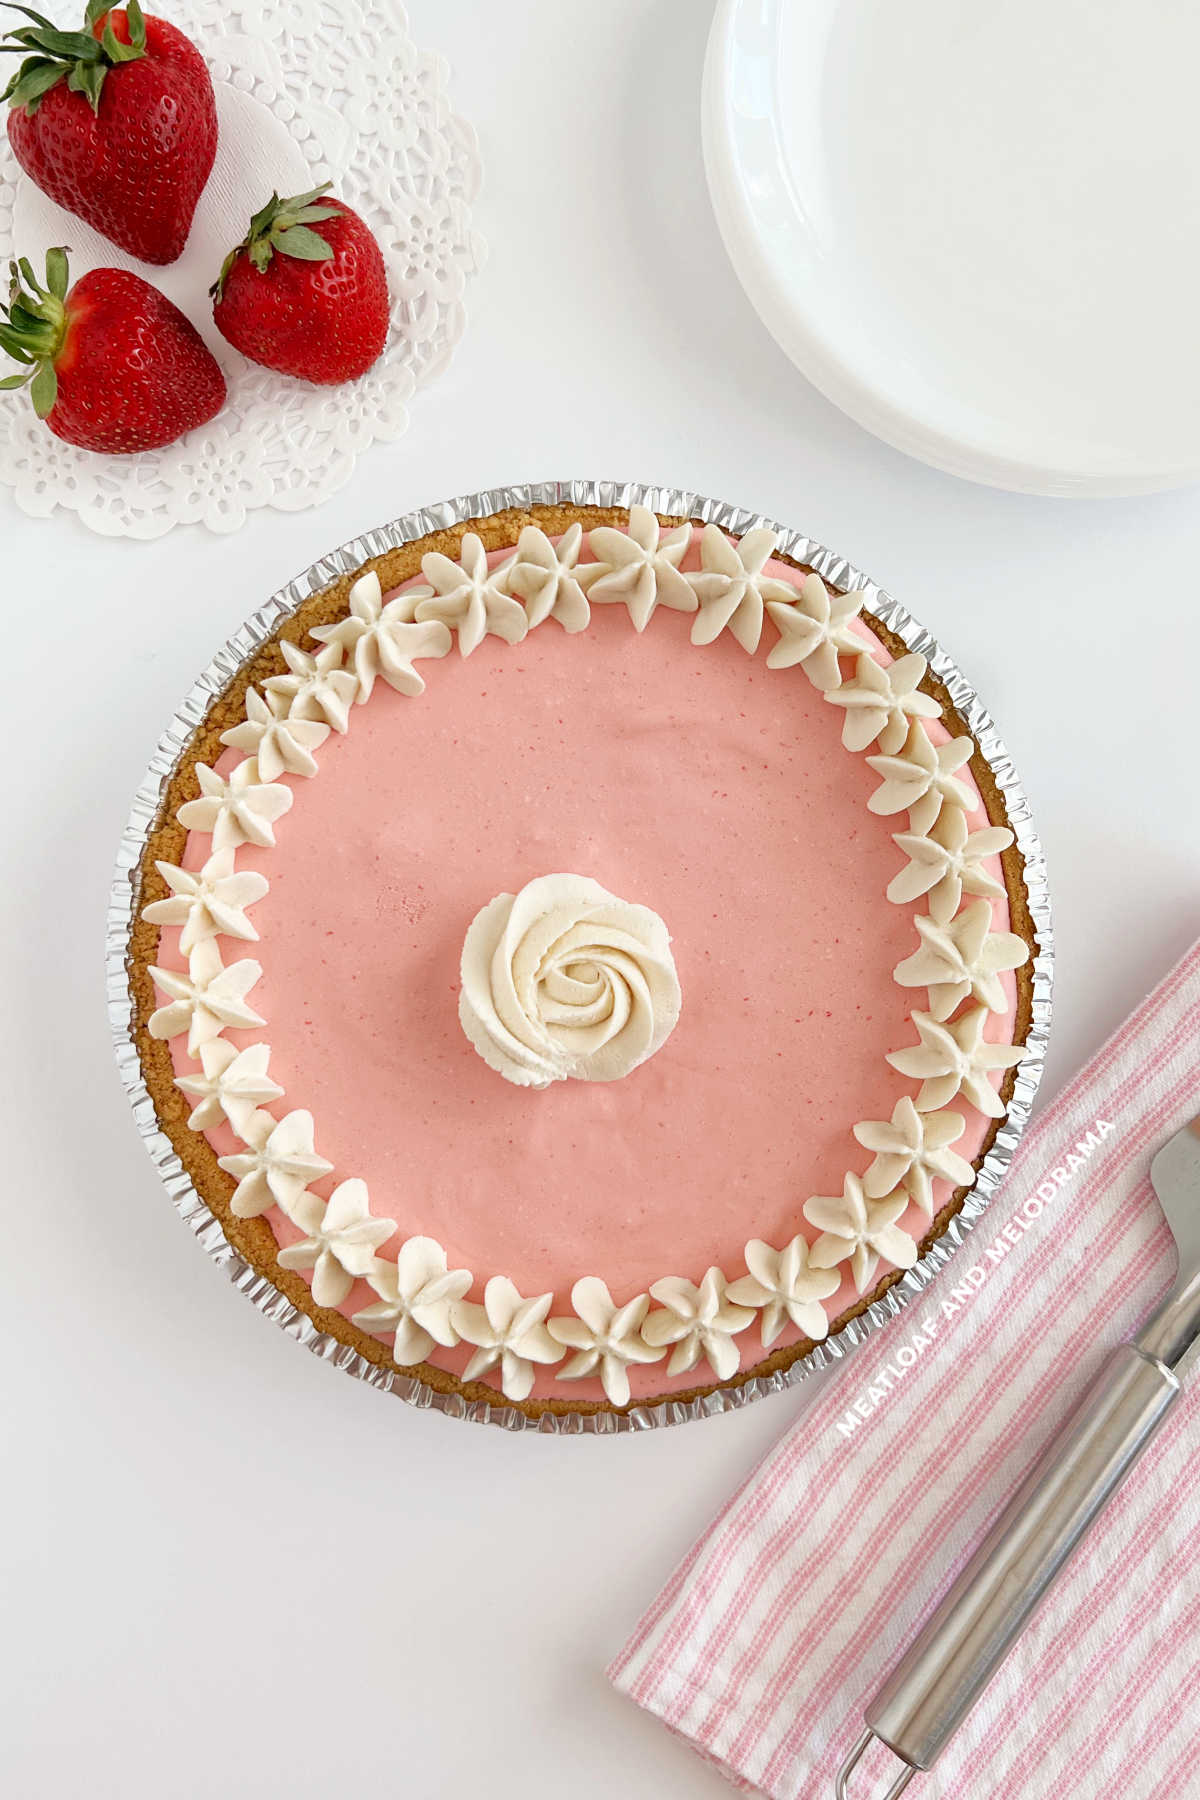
[{"xmin": 0, "ymin": 0, "xmax": 484, "ymax": 538}]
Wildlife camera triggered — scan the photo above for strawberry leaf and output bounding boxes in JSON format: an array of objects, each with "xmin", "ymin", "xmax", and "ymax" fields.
[
  {"xmin": 83, "ymin": 0, "xmax": 145, "ymax": 45},
  {"xmin": 1, "ymin": 5, "xmax": 59, "ymax": 31},
  {"xmin": 66, "ymin": 54, "xmax": 103, "ymax": 107},
  {"xmin": 0, "ymin": 367, "xmax": 34, "ymax": 388},
  {"xmin": 8, "ymin": 300, "xmax": 45, "ymax": 334},
  {"xmin": 278, "ymin": 182, "xmax": 334, "ymax": 212},
  {"xmin": 15, "ymin": 254, "xmax": 43, "ymax": 294},
  {"xmin": 246, "ymin": 193, "xmax": 281, "ymax": 238},
  {"xmin": 29, "ymin": 356, "xmax": 56, "ymax": 417},
  {"xmin": 100, "ymin": 14, "xmax": 140, "ymax": 60},
  {"xmin": 273, "ymin": 225, "xmax": 334, "ymax": 261},
  {"xmin": 44, "ymin": 246, "xmax": 68, "ymax": 299},
  {"xmin": 12, "ymin": 23, "xmax": 101, "ymax": 59},
  {"xmin": 4, "ymin": 54, "xmax": 65, "ymax": 108},
  {"xmin": 0, "ymin": 327, "xmax": 33, "ymax": 361},
  {"xmin": 285, "ymin": 205, "xmax": 341, "ymax": 226}
]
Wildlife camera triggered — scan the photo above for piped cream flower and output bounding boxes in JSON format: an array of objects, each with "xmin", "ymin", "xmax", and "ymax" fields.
[
  {"xmin": 894, "ymin": 900, "xmax": 1030, "ymax": 1021},
  {"xmin": 414, "ymin": 532, "xmax": 527, "ymax": 656},
  {"xmin": 265, "ymin": 641, "xmax": 360, "ymax": 733},
  {"xmin": 585, "ymin": 505, "xmax": 696, "ymax": 632},
  {"xmin": 688, "ymin": 524, "xmax": 796, "ymax": 654},
  {"xmin": 765, "ymin": 572, "xmax": 866, "ymax": 688},
  {"xmin": 888, "ymin": 806, "xmax": 1013, "ymax": 923},
  {"xmin": 352, "ymin": 1237, "xmax": 473, "ymax": 1364},
  {"xmin": 804, "ymin": 1174, "xmax": 919, "ymax": 1295},
  {"xmin": 866, "ymin": 720, "xmax": 975, "ymax": 833},
  {"xmin": 217, "ymin": 1109, "xmax": 334, "ymax": 1219},
  {"xmin": 547, "ymin": 1277, "xmax": 665, "ymax": 1406},
  {"xmin": 147, "ymin": 942, "xmax": 265, "ymax": 1055},
  {"xmin": 142, "ymin": 849, "xmax": 268, "ymax": 955},
  {"xmin": 176, "ymin": 758, "xmax": 293, "ymax": 852},
  {"xmin": 311, "ymin": 569, "xmax": 452, "ymax": 700},
  {"xmin": 641, "ymin": 1269, "xmax": 755, "ymax": 1381},
  {"xmin": 277, "ymin": 1178, "xmax": 395, "ymax": 1308},
  {"xmin": 458, "ymin": 873, "xmax": 681, "ymax": 1089},
  {"xmin": 825, "ymin": 652, "xmax": 940, "ymax": 754},
  {"xmin": 220, "ymin": 686, "xmax": 329, "ymax": 781},
  {"xmin": 726, "ymin": 1237, "xmax": 840, "ymax": 1346},
  {"xmin": 174, "ymin": 1040, "xmax": 283, "ymax": 1134},
  {"xmin": 886, "ymin": 1006, "xmax": 1025, "ymax": 1118},
  {"xmin": 505, "ymin": 523, "xmax": 591, "ymax": 632},
  {"xmin": 853, "ymin": 1096, "xmax": 975, "ymax": 1217},
  {"xmin": 452, "ymin": 1277, "xmax": 563, "ymax": 1402}
]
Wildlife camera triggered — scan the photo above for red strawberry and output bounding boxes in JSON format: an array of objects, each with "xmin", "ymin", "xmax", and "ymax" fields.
[
  {"xmin": 3, "ymin": 0, "xmax": 216, "ymax": 265},
  {"xmin": 211, "ymin": 183, "xmax": 389, "ymax": 385},
  {"xmin": 1, "ymin": 246, "xmax": 225, "ymax": 451}
]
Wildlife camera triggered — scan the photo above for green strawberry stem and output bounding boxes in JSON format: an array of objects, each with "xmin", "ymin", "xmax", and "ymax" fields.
[
  {"xmin": 210, "ymin": 182, "xmax": 342, "ymax": 301},
  {"xmin": 1, "ymin": 0, "xmax": 145, "ymax": 115},
  {"xmin": 0, "ymin": 246, "xmax": 70, "ymax": 414}
]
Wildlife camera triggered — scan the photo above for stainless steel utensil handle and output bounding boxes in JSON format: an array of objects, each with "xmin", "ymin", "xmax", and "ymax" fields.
[{"xmin": 865, "ymin": 1342, "xmax": 1180, "ymax": 1772}]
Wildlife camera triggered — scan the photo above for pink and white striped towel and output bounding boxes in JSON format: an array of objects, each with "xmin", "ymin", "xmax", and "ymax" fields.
[{"xmin": 610, "ymin": 939, "xmax": 1200, "ymax": 1799}]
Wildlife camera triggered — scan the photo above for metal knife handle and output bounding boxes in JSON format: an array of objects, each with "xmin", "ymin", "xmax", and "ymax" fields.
[{"xmin": 864, "ymin": 1341, "xmax": 1180, "ymax": 1772}]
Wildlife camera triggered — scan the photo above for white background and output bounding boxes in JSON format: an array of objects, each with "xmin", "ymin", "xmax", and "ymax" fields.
[{"xmin": 5, "ymin": 3, "xmax": 1200, "ymax": 1796}]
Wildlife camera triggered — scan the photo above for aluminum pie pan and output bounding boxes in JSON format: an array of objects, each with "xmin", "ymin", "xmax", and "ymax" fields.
[{"xmin": 107, "ymin": 478, "xmax": 1054, "ymax": 1435}]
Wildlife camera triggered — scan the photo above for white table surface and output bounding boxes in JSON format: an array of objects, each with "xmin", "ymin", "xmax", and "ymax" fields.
[{"xmin": 5, "ymin": 4, "xmax": 1199, "ymax": 1795}]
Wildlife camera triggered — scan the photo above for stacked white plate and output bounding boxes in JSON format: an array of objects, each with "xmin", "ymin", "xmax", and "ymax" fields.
[{"xmin": 703, "ymin": 0, "xmax": 1200, "ymax": 496}]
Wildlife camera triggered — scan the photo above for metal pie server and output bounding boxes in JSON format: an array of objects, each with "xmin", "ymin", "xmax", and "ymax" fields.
[{"xmin": 836, "ymin": 1111, "xmax": 1200, "ymax": 1800}]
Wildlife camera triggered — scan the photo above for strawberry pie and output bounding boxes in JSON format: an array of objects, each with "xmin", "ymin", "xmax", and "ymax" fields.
[{"xmin": 125, "ymin": 496, "xmax": 1041, "ymax": 1421}]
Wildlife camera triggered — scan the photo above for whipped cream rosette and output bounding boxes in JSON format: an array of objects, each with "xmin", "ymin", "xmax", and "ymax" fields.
[{"xmin": 458, "ymin": 873, "xmax": 682, "ymax": 1089}]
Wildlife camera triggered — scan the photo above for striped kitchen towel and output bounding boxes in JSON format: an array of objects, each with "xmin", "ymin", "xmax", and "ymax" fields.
[{"xmin": 610, "ymin": 939, "xmax": 1200, "ymax": 1800}]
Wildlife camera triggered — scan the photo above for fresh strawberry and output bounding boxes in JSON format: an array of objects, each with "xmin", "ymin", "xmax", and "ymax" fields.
[
  {"xmin": 1, "ymin": 246, "xmax": 224, "ymax": 451},
  {"xmin": 2, "ymin": 0, "xmax": 216, "ymax": 265},
  {"xmin": 211, "ymin": 183, "xmax": 389, "ymax": 385}
]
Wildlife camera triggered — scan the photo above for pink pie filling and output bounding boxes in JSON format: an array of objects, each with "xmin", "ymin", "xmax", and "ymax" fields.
[{"xmin": 162, "ymin": 542, "xmax": 1018, "ymax": 1403}]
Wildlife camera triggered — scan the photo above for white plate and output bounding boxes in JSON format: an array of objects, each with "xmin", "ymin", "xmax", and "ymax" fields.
[{"xmin": 702, "ymin": 0, "xmax": 1200, "ymax": 496}]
